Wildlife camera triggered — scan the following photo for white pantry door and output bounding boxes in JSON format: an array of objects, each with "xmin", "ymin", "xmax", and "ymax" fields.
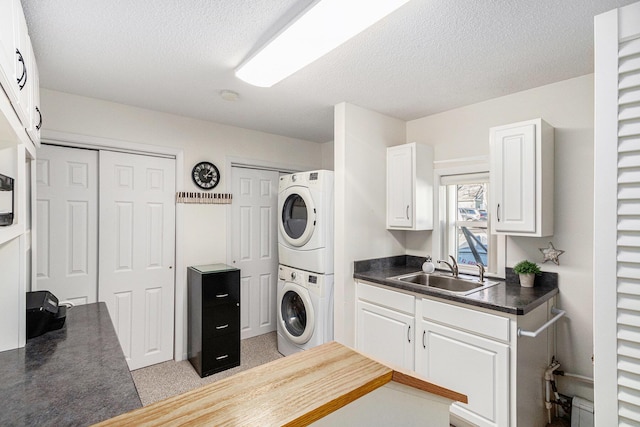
[
  {"xmin": 35, "ymin": 145, "xmax": 98, "ymax": 305},
  {"xmin": 98, "ymin": 151, "xmax": 176, "ymax": 370},
  {"xmin": 231, "ymin": 167, "xmax": 279, "ymax": 339}
]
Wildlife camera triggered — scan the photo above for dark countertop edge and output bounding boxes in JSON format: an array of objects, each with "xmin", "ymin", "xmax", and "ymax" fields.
[
  {"xmin": 354, "ymin": 261, "xmax": 559, "ymax": 316},
  {"xmin": 0, "ymin": 302, "xmax": 142, "ymax": 426}
]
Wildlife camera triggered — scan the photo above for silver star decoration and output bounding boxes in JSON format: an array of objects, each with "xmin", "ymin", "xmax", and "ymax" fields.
[{"xmin": 539, "ymin": 242, "xmax": 565, "ymax": 265}]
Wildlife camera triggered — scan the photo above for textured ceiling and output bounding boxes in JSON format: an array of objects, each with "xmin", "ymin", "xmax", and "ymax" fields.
[{"xmin": 21, "ymin": 0, "xmax": 637, "ymax": 143}]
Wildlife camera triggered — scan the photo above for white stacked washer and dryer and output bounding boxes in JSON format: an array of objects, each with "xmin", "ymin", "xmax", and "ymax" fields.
[{"xmin": 276, "ymin": 170, "xmax": 334, "ymax": 356}]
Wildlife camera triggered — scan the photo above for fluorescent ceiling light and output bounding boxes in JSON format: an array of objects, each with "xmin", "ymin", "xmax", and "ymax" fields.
[{"xmin": 235, "ymin": 0, "xmax": 410, "ymax": 87}]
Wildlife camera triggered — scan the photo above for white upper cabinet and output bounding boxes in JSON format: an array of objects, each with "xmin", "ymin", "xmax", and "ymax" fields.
[
  {"xmin": 490, "ymin": 118, "xmax": 554, "ymax": 236},
  {"xmin": 0, "ymin": 0, "xmax": 16, "ymax": 98},
  {"xmin": 386, "ymin": 142, "xmax": 433, "ymax": 230},
  {"xmin": 0, "ymin": 0, "xmax": 40, "ymax": 146},
  {"xmin": 26, "ymin": 37, "xmax": 41, "ymax": 146}
]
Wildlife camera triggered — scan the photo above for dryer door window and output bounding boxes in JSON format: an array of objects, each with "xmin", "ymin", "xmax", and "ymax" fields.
[
  {"xmin": 282, "ymin": 194, "xmax": 307, "ymax": 239},
  {"xmin": 279, "ymin": 283, "xmax": 315, "ymax": 344},
  {"xmin": 279, "ymin": 187, "xmax": 316, "ymax": 247}
]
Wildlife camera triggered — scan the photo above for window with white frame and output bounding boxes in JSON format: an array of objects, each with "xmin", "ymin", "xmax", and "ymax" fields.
[{"xmin": 437, "ymin": 170, "xmax": 504, "ymax": 277}]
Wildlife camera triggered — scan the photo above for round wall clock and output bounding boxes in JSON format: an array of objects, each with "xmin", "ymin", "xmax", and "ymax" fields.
[{"xmin": 192, "ymin": 161, "xmax": 220, "ymax": 190}]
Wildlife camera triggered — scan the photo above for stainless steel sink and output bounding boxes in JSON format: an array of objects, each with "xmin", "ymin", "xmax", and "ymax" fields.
[{"xmin": 388, "ymin": 272, "xmax": 500, "ymax": 296}]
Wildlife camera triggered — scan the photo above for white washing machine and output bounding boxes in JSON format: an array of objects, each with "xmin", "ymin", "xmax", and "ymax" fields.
[
  {"xmin": 278, "ymin": 170, "xmax": 334, "ymax": 274},
  {"xmin": 277, "ymin": 265, "xmax": 333, "ymax": 356}
]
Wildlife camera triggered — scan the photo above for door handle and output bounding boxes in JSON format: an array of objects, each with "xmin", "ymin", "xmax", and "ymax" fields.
[
  {"xmin": 216, "ymin": 324, "xmax": 229, "ymax": 330},
  {"xmin": 497, "ymin": 203, "xmax": 501, "ymax": 222},
  {"xmin": 407, "ymin": 325, "xmax": 411, "ymax": 343},
  {"xmin": 422, "ymin": 330, "xmax": 426, "ymax": 349},
  {"xmin": 216, "ymin": 293, "xmax": 229, "ymax": 298},
  {"xmin": 406, "ymin": 205, "xmax": 410, "ymax": 219}
]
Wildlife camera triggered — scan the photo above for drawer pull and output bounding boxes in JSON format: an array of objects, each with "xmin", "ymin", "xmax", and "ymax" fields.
[
  {"xmin": 216, "ymin": 293, "xmax": 229, "ymax": 298},
  {"xmin": 215, "ymin": 324, "xmax": 229, "ymax": 330},
  {"xmin": 216, "ymin": 354, "xmax": 229, "ymax": 360}
]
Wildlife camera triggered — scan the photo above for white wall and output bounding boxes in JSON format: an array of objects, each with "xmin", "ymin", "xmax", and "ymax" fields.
[
  {"xmin": 40, "ymin": 89, "xmax": 323, "ymax": 358},
  {"xmin": 334, "ymin": 102, "xmax": 406, "ymax": 345},
  {"xmin": 41, "ymin": 89, "xmax": 322, "ymax": 262},
  {"xmin": 321, "ymin": 140, "xmax": 335, "ymax": 170},
  {"xmin": 406, "ymin": 74, "xmax": 595, "ymax": 399}
]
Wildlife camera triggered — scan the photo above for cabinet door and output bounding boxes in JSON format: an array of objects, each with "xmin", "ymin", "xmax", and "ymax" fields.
[
  {"xmin": 387, "ymin": 144, "xmax": 413, "ymax": 228},
  {"xmin": 356, "ymin": 300, "xmax": 414, "ymax": 370},
  {"xmin": 416, "ymin": 320, "xmax": 509, "ymax": 427},
  {"xmin": 26, "ymin": 37, "xmax": 40, "ymax": 146},
  {"xmin": 0, "ymin": 0, "xmax": 16, "ymax": 98},
  {"xmin": 491, "ymin": 123, "xmax": 536, "ymax": 233},
  {"xmin": 12, "ymin": 0, "xmax": 30, "ymax": 126}
]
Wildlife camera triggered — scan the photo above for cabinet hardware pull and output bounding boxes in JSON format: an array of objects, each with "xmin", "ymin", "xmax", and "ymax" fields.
[
  {"xmin": 35, "ymin": 107, "xmax": 42, "ymax": 130},
  {"xmin": 422, "ymin": 330, "xmax": 426, "ymax": 349},
  {"xmin": 15, "ymin": 49, "xmax": 27, "ymax": 90},
  {"xmin": 406, "ymin": 205, "xmax": 410, "ymax": 219},
  {"xmin": 216, "ymin": 293, "xmax": 229, "ymax": 298},
  {"xmin": 407, "ymin": 325, "xmax": 411, "ymax": 343},
  {"xmin": 518, "ymin": 307, "xmax": 565, "ymax": 338},
  {"xmin": 216, "ymin": 354, "xmax": 229, "ymax": 360},
  {"xmin": 216, "ymin": 324, "xmax": 229, "ymax": 330},
  {"xmin": 496, "ymin": 203, "xmax": 500, "ymax": 222}
]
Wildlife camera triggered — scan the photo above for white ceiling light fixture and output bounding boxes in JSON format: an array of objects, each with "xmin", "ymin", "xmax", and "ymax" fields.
[
  {"xmin": 220, "ymin": 89, "xmax": 239, "ymax": 101},
  {"xmin": 235, "ymin": 0, "xmax": 410, "ymax": 87}
]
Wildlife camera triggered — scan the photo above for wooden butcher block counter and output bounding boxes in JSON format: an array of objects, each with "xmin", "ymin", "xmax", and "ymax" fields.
[{"xmin": 96, "ymin": 341, "xmax": 466, "ymax": 426}]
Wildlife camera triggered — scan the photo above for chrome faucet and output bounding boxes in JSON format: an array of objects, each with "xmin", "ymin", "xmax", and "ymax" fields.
[
  {"xmin": 437, "ymin": 255, "xmax": 459, "ymax": 278},
  {"xmin": 476, "ymin": 262, "xmax": 485, "ymax": 283}
]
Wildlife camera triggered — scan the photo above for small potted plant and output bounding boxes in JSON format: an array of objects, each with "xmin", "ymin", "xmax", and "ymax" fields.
[{"xmin": 513, "ymin": 260, "xmax": 541, "ymax": 287}]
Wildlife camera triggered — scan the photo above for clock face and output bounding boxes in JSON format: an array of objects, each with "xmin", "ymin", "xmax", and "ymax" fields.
[{"xmin": 192, "ymin": 162, "xmax": 220, "ymax": 190}]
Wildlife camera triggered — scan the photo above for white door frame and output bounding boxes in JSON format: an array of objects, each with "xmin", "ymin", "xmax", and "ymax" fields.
[{"xmin": 40, "ymin": 129, "xmax": 186, "ymax": 362}]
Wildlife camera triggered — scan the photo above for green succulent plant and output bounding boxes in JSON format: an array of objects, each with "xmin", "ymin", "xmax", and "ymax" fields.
[{"xmin": 513, "ymin": 260, "xmax": 541, "ymax": 275}]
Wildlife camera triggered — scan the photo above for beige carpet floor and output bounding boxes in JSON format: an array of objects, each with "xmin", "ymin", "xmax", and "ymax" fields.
[{"xmin": 131, "ymin": 331, "xmax": 283, "ymax": 406}]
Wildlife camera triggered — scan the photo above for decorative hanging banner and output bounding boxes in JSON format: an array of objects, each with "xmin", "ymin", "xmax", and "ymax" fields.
[{"xmin": 176, "ymin": 192, "xmax": 233, "ymax": 204}]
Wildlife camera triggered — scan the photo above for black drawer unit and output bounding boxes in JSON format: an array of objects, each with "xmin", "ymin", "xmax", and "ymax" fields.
[{"xmin": 188, "ymin": 264, "xmax": 240, "ymax": 377}]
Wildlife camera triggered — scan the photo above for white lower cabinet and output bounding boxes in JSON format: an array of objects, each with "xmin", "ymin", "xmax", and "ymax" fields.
[
  {"xmin": 355, "ymin": 280, "xmax": 551, "ymax": 427},
  {"xmin": 356, "ymin": 282, "xmax": 415, "ymax": 370},
  {"xmin": 416, "ymin": 301, "xmax": 510, "ymax": 427}
]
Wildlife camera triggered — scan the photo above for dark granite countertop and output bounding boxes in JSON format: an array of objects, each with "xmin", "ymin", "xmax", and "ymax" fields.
[
  {"xmin": 0, "ymin": 302, "xmax": 142, "ymax": 426},
  {"xmin": 354, "ymin": 255, "xmax": 558, "ymax": 315}
]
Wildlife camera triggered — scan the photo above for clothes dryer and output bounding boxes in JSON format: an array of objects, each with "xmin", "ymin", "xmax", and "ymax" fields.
[
  {"xmin": 278, "ymin": 170, "xmax": 333, "ymax": 274},
  {"xmin": 276, "ymin": 265, "xmax": 333, "ymax": 356}
]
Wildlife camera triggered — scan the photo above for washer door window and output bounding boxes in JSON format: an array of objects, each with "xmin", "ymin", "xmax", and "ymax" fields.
[
  {"xmin": 279, "ymin": 283, "xmax": 315, "ymax": 344},
  {"xmin": 279, "ymin": 186, "xmax": 316, "ymax": 247}
]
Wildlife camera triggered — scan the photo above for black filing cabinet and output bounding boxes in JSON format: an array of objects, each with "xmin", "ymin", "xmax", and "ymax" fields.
[{"xmin": 188, "ymin": 264, "xmax": 240, "ymax": 377}]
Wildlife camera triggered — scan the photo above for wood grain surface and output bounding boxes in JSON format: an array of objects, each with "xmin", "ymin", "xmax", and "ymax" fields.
[{"xmin": 94, "ymin": 341, "xmax": 466, "ymax": 426}]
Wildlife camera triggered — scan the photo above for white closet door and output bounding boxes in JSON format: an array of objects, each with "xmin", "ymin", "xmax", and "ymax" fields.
[
  {"xmin": 230, "ymin": 167, "xmax": 279, "ymax": 339},
  {"xmin": 35, "ymin": 145, "xmax": 98, "ymax": 305},
  {"xmin": 594, "ymin": 3, "xmax": 640, "ymax": 425},
  {"xmin": 98, "ymin": 151, "xmax": 176, "ymax": 370}
]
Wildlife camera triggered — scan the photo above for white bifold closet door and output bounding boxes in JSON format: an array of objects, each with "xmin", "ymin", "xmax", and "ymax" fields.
[
  {"xmin": 230, "ymin": 167, "xmax": 279, "ymax": 339},
  {"xmin": 36, "ymin": 145, "xmax": 176, "ymax": 370},
  {"xmin": 36, "ymin": 145, "xmax": 98, "ymax": 305},
  {"xmin": 594, "ymin": 2, "xmax": 640, "ymax": 425},
  {"xmin": 98, "ymin": 150, "xmax": 176, "ymax": 370}
]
